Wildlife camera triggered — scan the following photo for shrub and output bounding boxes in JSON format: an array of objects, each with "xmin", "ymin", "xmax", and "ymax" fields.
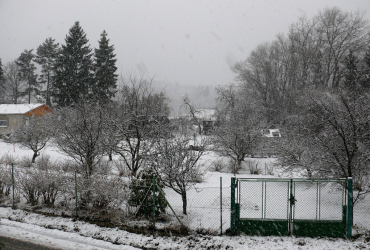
[
  {"xmin": 19, "ymin": 156, "xmax": 33, "ymax": 168},
  {"xmin": 0, "ymin": 165, "xmax": 12, "ymax": 200},
  {"xmin": 17, "ymin": 168, "xmax": 42, "ymax": 206},
  {"xmin": 113, "ymin": 159, "xmax": 128, "ymax": 177},
  {"xmin": 246, "ymin": 160, "xmax": 261, "ymax": 175},
  {"xmin": 95, "ymin": 159, "xmax": 112, "ymax": 175},
  {"xmin": 35, "ymin": 154, "xmax": 52, "ymax": 170},
  {"xmin": 227, "ymin": 159, "xmax": 243, "ymax": 174},
  {"xmin": 38, "ymin": 170, "xmax": 65, "ymax": 207},
  {"xmin": 212, "ymin": 159, "xmax": 224, "ymax": 172},
  {"xmin": 0, "ymin": 152, "xmax": 18, "ymax": 166}
]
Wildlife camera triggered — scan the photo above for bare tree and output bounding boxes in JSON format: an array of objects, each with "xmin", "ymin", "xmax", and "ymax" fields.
[
  {"xmin": 153, "ymin": 132, "xmax": 206, "ymax": 215},
  {"xmin": 233, "ymin": 8, "xmax": 369, "ymax": 124},
  {"xmin": 12, "ymin": 116, "xmax": 52, "ymax": 163},
  {"xmin": 307, "ymin": 90, "xmax": 370, "ymax": 203},
  {"xmin": 277, "ymin": 89, "xmax": 370, "ymax": 205},
  {"xmin": 182, "ymin": 95, "xmax": 202, "ymax": 134},
  {"xmin": 3, "ymin": 61, "xmax": 26, "ymax": 104},
  {"xmin": 112, "ymin": 74, "xmax": 170, "ymax": 177},
  {"xmin": 53, "ymin": 101, "xmax": 108, "ymax": 177},
  {"xmin": 213, "ymin": 85, "xmax": 265, "ymax": 174}
]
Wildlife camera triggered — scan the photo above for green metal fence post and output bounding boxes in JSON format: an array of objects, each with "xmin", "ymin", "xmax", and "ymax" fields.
[
  {"xmin": 220, "ymin": 176, "xmax": 222, "ymax": 235},
  {"xmin": 153, "ymin": 175, "xmax": 156, "ymax": 230},
  {"xmin": 347, "ymin": 177, "xmax": 353, "ymax": 238},
  {"xmin": 231, "ymin": 177, "xmax": 236, "ymax": 235},
  {"xmin": 12, "ymin": 163, "xmax": 14, "ymax": 208},
  {"xmin": 75, "ymin": 170, "xmax": 78, "ymax": 218}
]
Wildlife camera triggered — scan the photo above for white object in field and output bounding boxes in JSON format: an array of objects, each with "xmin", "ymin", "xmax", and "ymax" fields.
[{"xmin": 262, "ymin": 129, "xmax": 281, "ymax": 138}]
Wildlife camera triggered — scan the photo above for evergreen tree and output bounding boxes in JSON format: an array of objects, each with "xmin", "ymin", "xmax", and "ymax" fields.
[
  {"xmin": 35, "ymin": 37, "xmax": 60, "ymax": 106},
  {"xmin": 0, "ymin": 58, "xmax": 3, "ymax": 82},
  {"xmin": 16, "ymin": 49, "xmax": 38, "ymax": 104},
  {"xmin": 54, "ymin": 21, "xmax": 94, "ymax": 107},
  {"xmin": 93, "ymin": 30, "xmax": 118, "ymax": 103},
  {"xmin": 0, "ymin": 58, "xmax": 5, "ymax": 103},
  {"xmin": 343, "ymin": 51, "xmax": 359, "ymax": 90},
  {"xmin": 362, "ymin": 46, "xmax": 370, "ymax": 89}
]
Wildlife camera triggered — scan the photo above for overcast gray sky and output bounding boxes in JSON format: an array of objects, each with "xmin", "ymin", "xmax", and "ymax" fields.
[{"xmin": 1, "ymin": 0, "xmax": 369, "ymax": 87}]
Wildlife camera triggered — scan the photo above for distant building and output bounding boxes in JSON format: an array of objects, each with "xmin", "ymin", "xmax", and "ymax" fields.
[
  {"xmin": 0, "ymin": 104, "xmax": 53, "ymax": 134},
  {"xmin": 194, "ymin": 109, "xmax": 217, "ymax": 134},
  {"xmin": 261, "ymin": 129, "xmax": 281, "ymax": 138}
]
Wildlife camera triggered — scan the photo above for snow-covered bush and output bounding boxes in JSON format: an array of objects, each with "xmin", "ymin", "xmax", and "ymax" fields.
[
  {"xmin": 0, "ymin": 152, "xmax": 18, "ymax": 166},
  {"xmin": 0, "ymin": 164, "xmax": 12, "ymax": 200},
  {"xmin": 17, "ymin": 168, "xmax": 43, "ymax": 206},
  {"xmin": 246, "ymin": 159, "xmax": 261, "ymax": 175},
  {"xmin": 212, "ymin": 159, "xmax": 224, "ymax": 172}
]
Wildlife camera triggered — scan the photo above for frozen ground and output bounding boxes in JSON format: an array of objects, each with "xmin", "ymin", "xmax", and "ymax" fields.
[{"xmin": 0, "ymin": 140, "xmax": 370, "ymax": 249}]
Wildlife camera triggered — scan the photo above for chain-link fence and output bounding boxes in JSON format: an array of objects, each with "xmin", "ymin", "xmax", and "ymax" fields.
[
  {"xmin": 0, "ymin": 163, "xmax": 231, "ymax": 234},
  {"xmin": 1, "ymin": 163, "xmax": 370, "ymax": 235},
  {"xmin": 163, "ymin": 186, "xmax": 231, "ymax": 234},
  {"xmin": 234, "ymin": 178, "xmax": 360, "ymax": 237}
]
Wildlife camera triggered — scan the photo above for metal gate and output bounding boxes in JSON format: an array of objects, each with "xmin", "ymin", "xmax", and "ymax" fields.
[{"xmin": 230, "ymin": 177, "xmax": 353, "ymax": 238}]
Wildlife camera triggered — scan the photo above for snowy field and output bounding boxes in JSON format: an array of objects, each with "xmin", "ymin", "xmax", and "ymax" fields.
[{"xmin": 1, "ymin": 139, "xmax": 370, "ymax": 249}]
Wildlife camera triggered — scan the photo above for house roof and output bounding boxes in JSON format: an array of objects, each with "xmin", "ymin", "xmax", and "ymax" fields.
[
  {"xmin": 0, "ymin": 104, "xmax": 48, "ymax": 115},
  {"xmin": 194, "ymin": 109, "xmax": 217, "ymax": 121}
]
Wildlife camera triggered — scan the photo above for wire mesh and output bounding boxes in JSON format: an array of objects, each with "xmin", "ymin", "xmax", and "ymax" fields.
[
  {"xmin": 239, "ymin": 179, "xmax": 290, "ymax": 220},
  {"xmin": 164, "ymin": 186, "xmax": 231, "ymax": 234},
  {"xmin": 238, "ymin": 179, "xmax": 348, "ymax": 222},
  {"xmin": 293, "ymin": 180, "xmax": 345, "ymax": 220},
  {"xmin": 1, "ymin": 163, "xmax": 370, "ymax": 233},
  {"xmin": 353, "ymin": 194, "xmax": 370, "ymax": 231}
]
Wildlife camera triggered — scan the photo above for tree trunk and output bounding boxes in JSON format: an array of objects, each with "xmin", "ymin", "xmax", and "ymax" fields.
[
  {"xmin": 46, "ymin": 73, "xmax": 51, "ymax": 106},
  {"xmin": 181, "ymin": 191, "xmax": 187, "ymax": 215},
  {"xmin": 32, "ymin": 151, "xmax": 39, "ymax": 163}
]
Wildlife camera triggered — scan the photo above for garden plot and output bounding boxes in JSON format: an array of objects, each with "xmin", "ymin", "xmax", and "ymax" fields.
[{"xmin": 0, "ymin": 139, "xmax": 369, "ymax": 233}]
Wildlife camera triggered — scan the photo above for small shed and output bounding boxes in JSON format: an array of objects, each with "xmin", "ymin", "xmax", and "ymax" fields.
[{"xmin": 0, "ymin": 104, "xmax": 53, "ymax": 134}]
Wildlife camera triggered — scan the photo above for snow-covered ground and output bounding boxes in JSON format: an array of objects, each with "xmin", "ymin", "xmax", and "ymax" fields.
[
  {"xmin": 1, "ymin": 207, "xmax": 369, "ymax": 250},
  {"xmin": 1, "ymin": 139, "xmax": 370, "ymax": 249}
]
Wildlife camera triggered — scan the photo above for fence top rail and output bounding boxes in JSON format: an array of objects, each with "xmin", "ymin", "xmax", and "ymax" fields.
[{"xmin": 236, "ymin": 178, "xmax": 347, "ymax": 183}]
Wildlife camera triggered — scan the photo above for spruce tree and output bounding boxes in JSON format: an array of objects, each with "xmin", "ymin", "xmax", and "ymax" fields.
[
  {"xmin": 343, "ymin": 51, "xmax": 359, "ymax": 89},
  {"xmin": 362, "ymin": 46, "xmax": 370, "ymax": 89},
  {"xmin": 0, "ymin": 58, "xmax": 5, "ymax": 103},
  {"xmin": 16, "ymin": 49, "xmax": 39, "ymax": 104},
  {"xmin": 0, "ymin": 58, "xmax": 3, "ymax": 82},
  {"xmin": 93, "ymin": 30, "xmax": 118, "ymax": 103},
  {"xmin": 35, "ymin": 37, "xmax": 60, "ymax": 106},
  {"xmin": 54, "ymin": 21, "xmax": 94, "ymax": 107}
]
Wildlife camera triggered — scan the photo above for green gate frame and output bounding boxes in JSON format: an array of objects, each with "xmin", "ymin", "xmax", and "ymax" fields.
[{"xmin": 231, "ymin": 177, "xmax": 353, "ymax": 238}]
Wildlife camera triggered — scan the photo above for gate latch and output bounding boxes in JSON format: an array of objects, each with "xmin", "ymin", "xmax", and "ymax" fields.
[{"xmin": 289, "ymin": 195, "xmax": 297, "ymax": 205}]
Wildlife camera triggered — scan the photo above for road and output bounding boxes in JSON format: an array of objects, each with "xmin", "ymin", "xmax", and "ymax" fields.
[{"xmin": 0, "ymin": 236, "xmax": 62, "ymax": 250}]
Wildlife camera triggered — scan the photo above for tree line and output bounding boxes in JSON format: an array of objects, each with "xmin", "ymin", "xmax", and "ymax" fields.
[
  {"xmin": 0, "ymin": 21, "xmax": 117, "ymax": 106},
  {"xmin": 214, "ymin": 7, "xmax": 370, "ymax": 203}
]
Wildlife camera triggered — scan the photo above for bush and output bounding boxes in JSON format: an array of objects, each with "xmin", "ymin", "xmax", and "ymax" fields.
[
  {"xmin": 0, "ymin": 152, "xmax": 18, "ymax": 166},
  {"xmin": 17, "ymin": 168, "xmax": 42, "ymax": 206},
  {"xmin": 19, "ymin": 156, "xmax": 33, "ymax": 168},
  {"xmin": 128, "ymin": 168, "xmax": 167, "ymax": 219},
  {"xmin": 246, "ymin": 160, "xmax": 261, "ymax": 175},
  {"xmin": 212, "ymin": 159, "xmax": 224, "ymax": 172},
  {"xmin": 38, "ymin": 170, "xmax": 65, "ymax": 207},
  {"xmin": 0, "ymin": 164, "xmax": 12, "ymax": 200},
  {"xmin": 227, "ymin": 159, "xmax": 243, "ymax": 174},
  {"xmin": 113, "ymin": 159, "xmax": 129, "ymax": 177},
  {"xmin": 95, "ymin": 159, "xmax": 112, "ymax": 175},
  {"xmin": 35, "ymin": 154, "xmax": 52, "ymax": 170}
]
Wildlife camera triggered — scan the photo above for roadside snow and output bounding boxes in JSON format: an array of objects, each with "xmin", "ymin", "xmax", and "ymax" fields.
[{"xmin": 1, "ymin": 207, "xmax": 369, "ymax": 250}]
